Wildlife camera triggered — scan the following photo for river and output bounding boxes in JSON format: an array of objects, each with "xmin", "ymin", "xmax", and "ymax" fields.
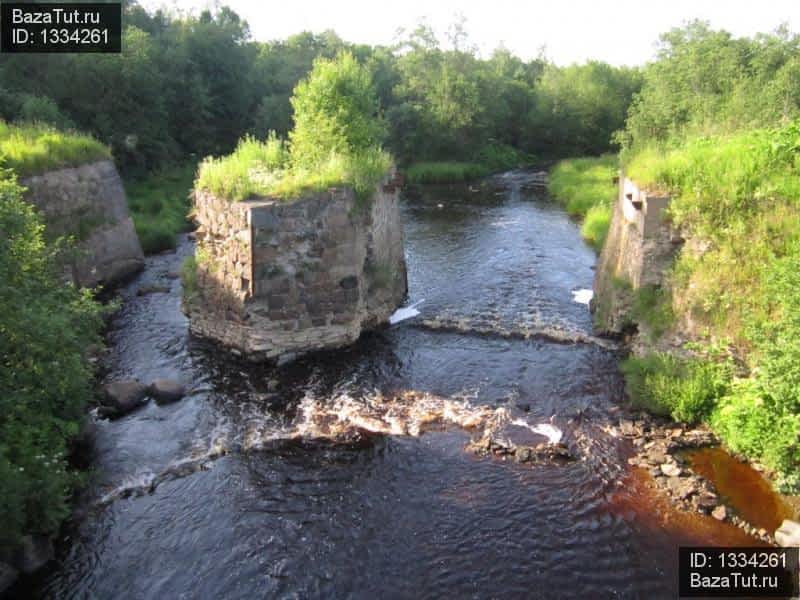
[{"xmin": 30, "ymin": 171, "xmax": 759, "ymax": 599}]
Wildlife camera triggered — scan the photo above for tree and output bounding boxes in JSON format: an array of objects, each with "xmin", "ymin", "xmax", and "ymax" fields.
[{"xmin": 289, "ymin": 51, "xmax": 385, "ymax": 167}]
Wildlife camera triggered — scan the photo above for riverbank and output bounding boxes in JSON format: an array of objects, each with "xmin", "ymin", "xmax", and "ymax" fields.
[
  {"xmin": 547, "ymin": 155, "xmax": 617, "ymax": 250},
  {"xmin": 557, "ymin": 125, "xmax": 800, "ymax": 538}
]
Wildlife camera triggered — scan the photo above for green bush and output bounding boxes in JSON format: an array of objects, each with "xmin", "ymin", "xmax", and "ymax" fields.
[
  {"xmin": 289, "ymin": 51, "xmax": 386, "ymax": 169},
  {"xmin": 196, "ymin": 54, "xmax": 392, "ymax": 203},
  {"xmin": 621, "ymin": 353, "xmax": 731, "ymax": 423},
  {"xmin": 0, "ymin": 171, "xmax": 104, "ymax": 547},
  {"xmin": 0, "ymin": 120, "xmax": 109, "ymax": 177}
]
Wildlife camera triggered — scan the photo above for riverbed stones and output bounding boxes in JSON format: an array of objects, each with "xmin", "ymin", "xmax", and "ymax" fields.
[
  {"xmin": 711, "ymin": 505, "xmax": 728, "ymax": 521},
  {"xmin": 100, "ymin": 380, "xmax": 149, "ymax": 417},
  {"xmin": 775, "ymin": 519, "xmax": 800, "ymax": 547},
  {"xmin": 660, "ymin": 463, "xmax": 682, "ymax": 477},
  {"xmin": 149, "ymin": 378, "xmax": 186, "ymax": 405}
]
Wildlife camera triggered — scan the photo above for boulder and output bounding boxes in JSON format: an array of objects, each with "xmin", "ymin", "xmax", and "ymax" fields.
[
  {"xmin": 660, "ymin": 463, "xmax": 682, "ymax": 477},
  {"xmin": 101, "ymin": 380, "xmax": 149, "ymax": 418},
  {"xmin": 0, "ymin": 562, "xmax": 18, "ymax": 595},
  {"xmin": 711, "ymin": 505, "xmax": 728, "ymax": 521},
  {"xmin": 16, "ymin": 535, "xmax": 53, "ymax": 574},
  {"xmin": 149, "ymin": 378, "xmax": 185, "ymax": 405},
  {"xmin": 775, "ymin": 519, "xmax": 800, "ymax": 547}
]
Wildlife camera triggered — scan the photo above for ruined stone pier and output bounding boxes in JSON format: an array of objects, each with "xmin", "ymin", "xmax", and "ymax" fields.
[{"xmin": 187, "ymin": 173, "xmax": 407, "ymax": 362}]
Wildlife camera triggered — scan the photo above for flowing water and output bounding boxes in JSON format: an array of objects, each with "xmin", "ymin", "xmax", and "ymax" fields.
[{"xmin": 30, "ymin": 172, "xmax": 766, "ymax": 599}]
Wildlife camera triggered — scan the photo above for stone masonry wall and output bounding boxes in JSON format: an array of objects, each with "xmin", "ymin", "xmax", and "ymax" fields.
[
  {"xmin": 21, "ymin": 160, "xmax": 144, "ymax": 288},
  {"xmin": 188, "ymin": 175, "xmax": 407, "ymax": 362},
  {"xmin": 592, "ymin": 176, "xmax": 680, "ymax": 334}
]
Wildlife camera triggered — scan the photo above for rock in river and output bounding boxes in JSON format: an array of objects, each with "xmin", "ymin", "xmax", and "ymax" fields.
[
  {"xmin": 149, "ymin": 378, "xmax": 186, "ymax": 405},
  {"xmin": 100, "ymin": 380, "xmax": 149, "ymax": 418},
  {"xmin": 712, "ymin": 505, "xmax": 728, "ymax": 521}
]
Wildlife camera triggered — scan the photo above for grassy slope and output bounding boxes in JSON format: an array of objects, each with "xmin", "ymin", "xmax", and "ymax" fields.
[
  {"xmin": 125, "ymin": 165, "xmax": 195, "ymax": 254},
  {"xmin": 621, "ymin": 122, "xmax": 800, "ymax": 490},
  {"xmin": 547, "ymin": 155, "xmax": 617, "ymax": 250},
  {"xmin": 0, "ymin": 121, "xmax": 109, "ymax": 177}
]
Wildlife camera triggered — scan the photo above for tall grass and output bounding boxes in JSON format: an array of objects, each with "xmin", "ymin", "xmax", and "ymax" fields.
[
  {"xmin": 195, "ymin": 135, "xmax": 391, "ymax": 202},
  {"xmin": 0, "ymin": 121, "xmax": 109, "ymax": 177},
  {"xmin": 548, "ymin": 154, "xmax": 617, "ymax": 250},
  {"xmin": 125, "ymin": 165, "xmax": 194, "ymax": 254}
]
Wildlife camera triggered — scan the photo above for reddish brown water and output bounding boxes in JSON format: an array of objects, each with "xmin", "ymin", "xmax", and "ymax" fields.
[{"xmin": 687, "ymin": 447, "xmax": 794, "ymax": 533}]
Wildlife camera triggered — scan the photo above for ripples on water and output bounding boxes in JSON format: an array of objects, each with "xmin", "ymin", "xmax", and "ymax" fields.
[{"xmin": 31, "ymin": 171, "xmax": 755, "ymax": 599}]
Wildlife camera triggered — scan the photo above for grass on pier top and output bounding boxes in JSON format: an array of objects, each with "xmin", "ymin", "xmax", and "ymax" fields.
[
  {"xmin": 0, "ymin": 121, "xmax": 110, "ymax": 177},
  {"xmin": 195, "ymin": 135, "xmax": 392, "ymax": 202}
]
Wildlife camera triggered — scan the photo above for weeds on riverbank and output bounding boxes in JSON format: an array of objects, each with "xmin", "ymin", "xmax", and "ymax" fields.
[
  {"xmin": 547, "ymin": 155, "xmax": 617, "ymax": 250},
  {"xmin": 125, "ymin": 165, "xmax": 194, "ymax": 254},
  {"xmin": 0, "ymin": 121, "xmax": 109, "ymax": 177},
  {"xmin": 620, "ymin": 120, "xmax": 800, "ymax": 490},
  {"xmin": 0, "ymin": 171, "xmax": 104, "ymax": 549}
]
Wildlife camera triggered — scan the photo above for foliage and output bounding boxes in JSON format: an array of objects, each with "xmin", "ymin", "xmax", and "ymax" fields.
[
  {"xmin": 631, "ymin": 285, "xmax": 674, "ymax": 341},
  {"xmin": 623, "ymin": 21, "xmax": 800, "ymax": 152},
  {"xmin": 0, "ymin": 6, "xmax": 638, "ymax": 173},
  {"xmin": 0, "ymin": 121, "xmax": 109, "ymax": 177},
  {"xmin": 181, "ymin": 255, "xmax": 198, "ymax": 304},
  {"xmin": 196, "ymin": 136, "xmax": 390, "ymax": 202},
  {"xmin": 547, "ymin": 155, "xmax": 617, "ymax": 249},
  {"xmin": 290, "ymin": 51, "xmax": 386, "ymax": 168},
  {"xmin": 405, "ymin": 161, "xmax": 489, "ymax": 184},
  {"xmin": 0, "ymin": 172, "xmax": 104, "ymax": 547},
  {"xmin": 621, "ymin": 120, "xmax": 800, "ymax": 487},
  {"xmin": 621, "ymin": 353, "xmax": 731, "ymax": 423},
  {"xmin": 125, "ymin": 164, "xmax": 195, "ymax": 254}
]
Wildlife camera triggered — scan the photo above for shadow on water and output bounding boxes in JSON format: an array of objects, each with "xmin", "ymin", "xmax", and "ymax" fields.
[{"xmin": 24, "ymin": 171, "xmax": 779, "ymax": 599}]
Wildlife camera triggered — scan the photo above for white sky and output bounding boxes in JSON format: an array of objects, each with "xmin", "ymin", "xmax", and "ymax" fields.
[{"xmin": 139, "ymin": 0, "xmax": 800, "ymax": 66}]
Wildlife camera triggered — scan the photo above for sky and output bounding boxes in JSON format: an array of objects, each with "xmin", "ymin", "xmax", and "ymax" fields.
[{"xmin": 140, "ymin": 0, "xmax": 800, "ymax": 66}]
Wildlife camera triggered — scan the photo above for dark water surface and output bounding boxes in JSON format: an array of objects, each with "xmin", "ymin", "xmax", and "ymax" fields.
[{"xmin": 31, "ymin": 172, "xmax": 758, "ymax": 599}]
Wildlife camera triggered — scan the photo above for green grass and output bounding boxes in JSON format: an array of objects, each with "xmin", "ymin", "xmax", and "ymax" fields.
[
  {"xmin": 548, "ymin": 154, "xmax": 617, "ymax": 250},
  {"xmin": 619, "ymin": 120, "xmax": 800, "ymax": 490},
  {"xmin": 0, "ymin": 120, "xmax": 109, "ymax": 177},
  {"xmin": 621, "ymin": 353, "xmax": 732, "ymax": 423},
  {"xmin": 404, "ymin": 161, "xmax": 490, "ymax": 184},
  {"xmin": 405, "ymin": 144, "xmax": 530, "ymax": 184},
  {"xmin": 125, "ymin": 164, "xmax": 194, "ymax": 254},
  {"xmin": 195, "ymin": 135, "xmax": 391, "ymax": 202}
]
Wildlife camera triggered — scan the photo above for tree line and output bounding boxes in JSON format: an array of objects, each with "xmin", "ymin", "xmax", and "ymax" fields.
[{"xmin": 0, "ymin": 2, "xmax": 641, "ymax": 175}]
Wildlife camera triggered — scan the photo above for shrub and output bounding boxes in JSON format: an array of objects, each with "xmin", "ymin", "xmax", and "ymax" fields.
[
  {"xmin": 0, "ymin": 171, "xmax": 103, "ymax": 547},
  {"xmin": 621, "ymin": 353, "xmax": 731, "ymax": 423},
  {"xmin": 290, "ymin": 51, "xmax": 386, "ymax": 169}
]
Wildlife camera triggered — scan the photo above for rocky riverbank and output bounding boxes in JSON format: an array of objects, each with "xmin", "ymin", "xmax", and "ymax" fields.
[{"xmin": 613, "ymin": 410, "xmax": 779, "ymax": 544}]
